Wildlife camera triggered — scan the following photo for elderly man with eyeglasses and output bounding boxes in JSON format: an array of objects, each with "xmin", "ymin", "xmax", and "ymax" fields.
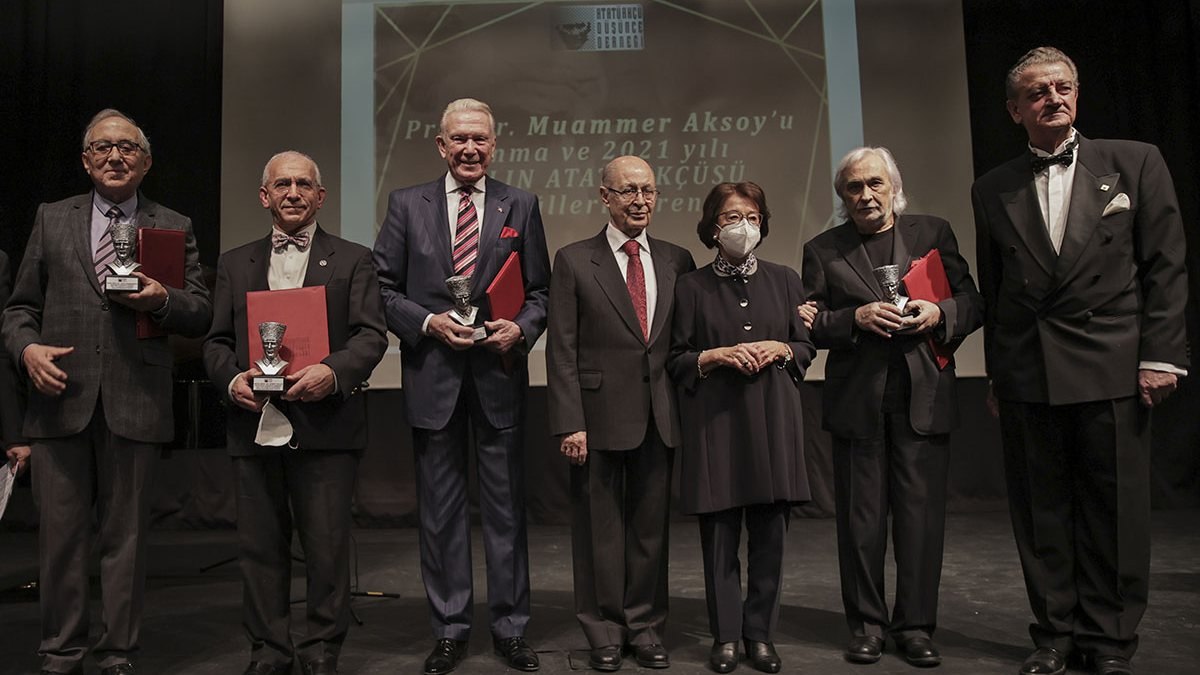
[
  {"xmin": 2, "ymin": 108, "xmax": 212, "ymax": 675},
  {"xmin": 546, "ymin": 155, "xmax": 695, "ymax": 672}
]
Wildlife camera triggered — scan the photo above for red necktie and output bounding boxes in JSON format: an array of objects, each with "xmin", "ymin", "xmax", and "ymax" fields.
[
  {"xmin": 623, "ymin": 239, "xmax": 648, "ymax": 341},
  {"xmin": 452, "ymin": 186, "xmax": 479, "ymax": 276},
  {"xmin": 94, "ymin": 206, "xmax": 122, "ymax": 282}
]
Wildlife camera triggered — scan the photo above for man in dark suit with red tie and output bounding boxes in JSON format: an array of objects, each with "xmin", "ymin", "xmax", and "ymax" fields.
[
  {"xmin": 972, "ymin": 47, "xmax": 1188, "ymax": 675},
  {"xmin": 546, "ymin": 156, "xmax": 695, "ymax": 672},
  {"xmin": 372, "ymin": 98, "xmax": 551, "ymax": 675},
  {"xmin": 204, "ymin": 151, "xmax": 387, "ymax": 675}
]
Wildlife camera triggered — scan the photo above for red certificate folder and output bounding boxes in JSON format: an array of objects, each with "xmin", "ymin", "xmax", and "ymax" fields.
[
  {"xmin": 902, "ymin": 249, "xmax": 954, "ymax": 370},
  {"xmin": 245, "ymin": 286, "xmax": 331, "ymax": 372},
  {"xmin": 135, "ymin": 228, "xmax": 186, "ymax": 339},
  {"xmin": 486, "ymin": 252, "xmax": 524, "ymax": 321}
]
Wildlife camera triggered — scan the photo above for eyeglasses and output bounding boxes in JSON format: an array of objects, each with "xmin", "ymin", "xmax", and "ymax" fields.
[
  {"xmin": 717, "ymin": 210, "xmax": 762, "ymax": 226},
  {"xmin": 604, "ymin": 186, "xmax": 660, "ymax": 202},
  {"xmin": 87, "ymin": 140, "xmax": 144, "ymax": 157}
]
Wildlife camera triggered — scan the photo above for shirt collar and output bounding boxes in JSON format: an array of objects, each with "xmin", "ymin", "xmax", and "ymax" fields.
[
  {"xmin": 1029, "ymin": 128, "xmax": 1078, "ymax": 158},
  {"xmin": 444, "ymin": 173, "xmax": 486, "ymax": 196},
  {"xmin": 93, "ymin": 191, "xmax": 138, "ymax": 219},
  {"xmin": 605, "ymin": 223, "xmax": 650, "ymax": 254}
]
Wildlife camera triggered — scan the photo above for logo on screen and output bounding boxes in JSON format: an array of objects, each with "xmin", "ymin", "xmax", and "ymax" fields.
[{"xmin": 554, "ymin": 4, "xmax": 644, "ymax": 51}]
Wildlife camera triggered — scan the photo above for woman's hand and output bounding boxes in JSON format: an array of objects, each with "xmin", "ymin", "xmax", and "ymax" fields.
[
  {"xmin": 743, "ymin": 340, "xmax": 792, "ymax": 369},
  {"xmin": 699, "ymin": 342, "xmax": 788, "ymax": 376}
]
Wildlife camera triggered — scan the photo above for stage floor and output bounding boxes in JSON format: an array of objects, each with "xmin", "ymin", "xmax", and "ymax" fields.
[{"xmin": 1, "ymin": 511, "xmax": 1197, "ymax": 674}]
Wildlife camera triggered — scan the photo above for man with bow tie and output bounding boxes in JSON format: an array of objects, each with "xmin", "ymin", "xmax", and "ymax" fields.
[
  {"xmin": 372, "ymin": 98, "xmax": 551, "ymax": 675},
  {"xmin": 2, "ymin": 109, "xmax": 212, "ymax": 675},
  {"xmin": 971, "ymin": 47, "xmax": 1188, "ymax": 675},
  {"xmin": 203, "ymin": 151, "xmax": 387, "ymax": 675}
]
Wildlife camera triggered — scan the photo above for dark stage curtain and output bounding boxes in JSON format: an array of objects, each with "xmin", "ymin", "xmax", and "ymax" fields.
[
  {"xmin": 962, "ymin": 0, "xmax": 1200, "ymax": 509},
  {"xmin": 0, "ymin": 0, "xmax": 223, "ymax": 269}
]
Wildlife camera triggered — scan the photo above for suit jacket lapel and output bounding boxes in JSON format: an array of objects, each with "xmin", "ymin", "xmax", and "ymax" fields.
[
  {"xmin": 589, "ymin": 230, "xmax": 645, "ymax": 341},
  {"xmin": 1055, "ymin": 139, "xmax": 1118, "ymax": 281},
  {"xmin": 473, "ymin": 176, "xmax": 509, "ymax": 295},
  {"xmin": 73, "ymin": 195, "xmax": 102, "ymax": 297},
  {"xmin": 303, "ymin": 227, "xmax": 335, "ymax": 287},
  {"xmin": 647, "ymin": 236, "xmax": 675, "ymax": 341},
  {"xmin": 246, "ymin": 236, "xmax": 273, "ymax": 292},
  {"xmin": 834, "ymin": 223, "xmax": 885, "ymax": 300},
  {"xmin": 892, "ymin": 215, "xmax": 914, "ymax": 274},
  {"xmin": 422, "ymin": 179, "xmax": 453, "ymax": 280},
  {"xmin": 1000, "ymin": 162, "xmax": 1057, "ymax": 276}
]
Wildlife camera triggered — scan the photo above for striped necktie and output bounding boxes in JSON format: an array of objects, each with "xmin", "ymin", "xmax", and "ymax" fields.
[
  {"xmin": 95, "ymin": 206, "xmax": 122, "ymax": 282},
  {"xmin": 452, "ymin": 186, "xmax": 479, "ymax": 277}
]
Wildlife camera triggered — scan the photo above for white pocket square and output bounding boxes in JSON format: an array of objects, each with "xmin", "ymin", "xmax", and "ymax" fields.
[{"xmin": 1102, "ymin": 192, "xmax": 1130, "ymax": 217}]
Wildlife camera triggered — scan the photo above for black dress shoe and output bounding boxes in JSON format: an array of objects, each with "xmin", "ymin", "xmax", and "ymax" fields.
[
  {"xmin": 100, "ymin": 665, "xmax": 136, "ymax": 675},
  {"xmin": 1020, "ymin": 647, "xmax": 1067, "ymax": 675},
  {"xmin": 897, "ymin": 636, "xmax": 941, "ymax": 667},
  {"xmin": 242, "ymin": 661, "xmax": 292, "ymax": 675},
  {"xmin": 633, "ymin": 643, "xmax": 670, "ymax": 668},
  {"xmin": 588, "ymin": 645, "xmax": 622, "ymax": 672},
  {"xmin": 743, "ymin": 640, "xmax": 781, "ymax": 674},
  {"xmin": 494, "ymin": 636, "xmax": 539, "ymax": 671},
  {"xmin": 1092, "ymin": 655, "xmax": 1133, "ymax": 675},
  {"xmin": 424, "ymin": 638, "xmax": 468, "ymax": 675},
  {"xmin": 709, "ymin": 641, "xmax": 739, "ymax": 673},
  {"xmin": 845, "ymin": 635, "xmax": 885, "ymax": 664},
  {"xmin": 303, "ymin": 656, "xmax": 338, "ymax": 675}
]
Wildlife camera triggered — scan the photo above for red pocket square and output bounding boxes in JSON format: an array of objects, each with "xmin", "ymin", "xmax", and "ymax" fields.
[{"xmin": 500, "ymin": 226, "xmax": 519, "ymax": 239}]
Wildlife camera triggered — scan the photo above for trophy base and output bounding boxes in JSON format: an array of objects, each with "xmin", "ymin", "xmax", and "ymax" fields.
[
  {"xmin": 105, "ymin": 276, "xmax": 141, "ymax": 293},
  {"xmin": 450, "ymin": 307, "xmax": 487, "ymax": 342},
  {"xmin": 252, "ymin": 375, "xmax": 286, "ymax": 393}
]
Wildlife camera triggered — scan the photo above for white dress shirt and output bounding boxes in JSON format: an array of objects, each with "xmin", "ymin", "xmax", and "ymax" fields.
[{"xmin": 268, "ymin": 222, "xmax": 317, "ymax": 290}]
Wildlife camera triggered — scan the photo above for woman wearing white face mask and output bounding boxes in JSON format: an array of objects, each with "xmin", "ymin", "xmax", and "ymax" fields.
[{"xmin": 667, "ymin": 182, "xmax": 816, "ymax": 674}]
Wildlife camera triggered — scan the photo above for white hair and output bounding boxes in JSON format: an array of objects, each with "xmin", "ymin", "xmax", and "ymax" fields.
[
  {"xmin": 82, "ymin": 108, "xmax": 152, "ymax": 154},
  {"xmin": 439, "ymin": 98, "xmax": 495, "ymax": 135},
  {"xmin": 833, "ymin": 146, "xmax": 908, "ymax": 221},
  {"xmin": 261, "ymin": 151, "xmax": 323, "ymax": 187},
  {"xmin": 1006, "ymin": 46, "xmax": 1079, "ymax": 100}
]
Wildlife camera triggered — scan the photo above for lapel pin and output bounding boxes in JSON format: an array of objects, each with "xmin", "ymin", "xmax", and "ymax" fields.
[
  {"xmin": 319, "ymin": 259, "xmax": 328, "ymax": 267},
  {"xmin": 1099, "ymin": 184, "xmax": 1110, "ymax": 191}
]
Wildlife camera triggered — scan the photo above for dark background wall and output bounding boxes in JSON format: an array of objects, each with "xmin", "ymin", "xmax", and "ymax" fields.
[{"xmin": 0, "ymin": 0, "xmax": 1196, "ymax": 529}]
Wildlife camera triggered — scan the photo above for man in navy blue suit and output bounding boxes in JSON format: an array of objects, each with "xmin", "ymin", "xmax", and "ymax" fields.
[{"xmin": 372, "ymin": 98, "xmax": 551, "ymax": 675}]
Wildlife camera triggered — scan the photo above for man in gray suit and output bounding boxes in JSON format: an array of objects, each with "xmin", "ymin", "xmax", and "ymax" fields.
[
  {"xmin": 1, "ymin": 249, "xmax": 30, "ymax": 476},
  {"xmin": 546, "ymin": 155, "xmax": 695, "ymax": 672},
  {"xmin": 2, "ymin": 109, "xmax": 212, "ymax": 675}
]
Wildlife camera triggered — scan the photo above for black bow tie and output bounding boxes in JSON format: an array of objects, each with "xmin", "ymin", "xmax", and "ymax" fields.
[{"xmin": 1030, "ymin": 139, "xmax": 1077, "ymax": 173}]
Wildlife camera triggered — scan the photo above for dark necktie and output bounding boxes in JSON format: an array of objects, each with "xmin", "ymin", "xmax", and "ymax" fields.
[
  {"xmin": 271, "ymin": 230, "xmax": 311, "ymax": 253},
  {"xmin": 1030, "ymin": 139, "xmax": 1077, "ymax": 173},
  {"xmin": 452, "ymin": 186, "xmax": 479, "ymax": 277},
  {"xmin": 94, "ymin": 206, "xmax": 122, "ymax": 282},
  {"xmin": 623, "ymin": 239, "xmax": 648, "ymax": 341}
]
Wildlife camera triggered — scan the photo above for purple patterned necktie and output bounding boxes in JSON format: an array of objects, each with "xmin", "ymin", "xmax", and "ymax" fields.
[{"xmin": 94, "ymin": 206, "xmax": 122, "ymax": 282}]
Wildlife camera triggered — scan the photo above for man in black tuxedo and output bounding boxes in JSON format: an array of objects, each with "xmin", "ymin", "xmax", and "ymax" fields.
[
  {"xmin": 546, "ymin": 155, "xmax": 695, "ymax": 671},
  {"xmin": 372, "ymin": 98, "xmax": 550, "ymax": 675},
  {"xmin": 203, "ymin": 151, "xmax": 387, "ymax": 675},
  {"xmin": 971, "ymin": 47, "xmax": 1188, "ymax": 675},
  {"xmin": 801, "ymin": 147, "xmax": 982, "ymax": 668}
]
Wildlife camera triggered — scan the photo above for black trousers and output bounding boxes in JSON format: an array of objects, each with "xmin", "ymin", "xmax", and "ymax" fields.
[
  {"xmin": 412, "ymin": 381, "xmax": 530, "ymax": 641},
  {"xmin": 33, "ymin": 401, "xmax": 158, "ymax": 673},
  {"xmin": 832, "ymin": 412, "xmax": 949, "ymax": 641},
  {"xmin": 233, "ymin": 450, "xmax": 358, "ymax": 667},
  {"xmin": 999, "ymin": 397, "xmax": 1150, "ymax": 660},
  {"xmin": 570, "ymin": 426, "xmax": 673, "ymax": 648},
  {"xmin": 697, "ymin": 502, "xmax": 791, "ymax": 644}
]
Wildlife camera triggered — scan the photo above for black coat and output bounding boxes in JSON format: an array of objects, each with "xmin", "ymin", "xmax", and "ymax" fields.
[{"xmin": 668, "ymin": 259, "xmax": 815, "ymax": 515}]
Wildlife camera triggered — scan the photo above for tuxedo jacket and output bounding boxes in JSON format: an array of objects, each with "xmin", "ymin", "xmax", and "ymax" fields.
[
  {"xmin": 0, "ymin": 250, "xmax": 27, "ymax": 447},
  {"xmin": 2, "ymin": 193, "xmax": 212, "ymax": 443},
  {"xmin": 971, "ymin": 135, "xmax": 1189, "ymax": 404},
  {"xmin": 546, "ymin": 229, "xmax": 696, "ymax": 450},
  {"xmin": 802, "ymin": 214, "xmax": 982, "ymax": 439},
  {"xmin": 372, "ymin": 175, "xmax": 551, "ymax": 430},
  {"xmin": 202, "ymin": 228, "xmax": 388, "ymax": 453}
]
